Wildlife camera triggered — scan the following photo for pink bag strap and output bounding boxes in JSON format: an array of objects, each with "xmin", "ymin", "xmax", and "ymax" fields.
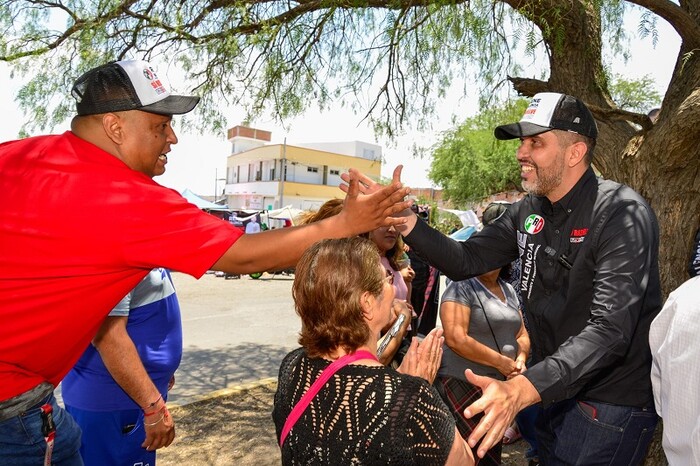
[{"xmin": 279, "ymin": 350, "xmax": 378, "ymax": 447}]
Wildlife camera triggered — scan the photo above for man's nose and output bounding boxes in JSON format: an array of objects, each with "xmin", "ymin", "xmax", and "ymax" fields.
[{"xmin": 167, "ymin": 126, "xmax": 178, "ymax": 144}]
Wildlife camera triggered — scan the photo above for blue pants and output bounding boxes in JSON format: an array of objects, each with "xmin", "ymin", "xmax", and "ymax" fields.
[
  {"xmin": 516, "ymin": 404, "xmax": 541, "ymax": 459},
  {"xmin": 65, "ymin": 405, "xmax": 156, "ymax": 466},
  {"xmin": 536, "ymin": 398, "xmax": 657, "ymax": 466},
  {"xmin": 0, "ymin": 393, "xmax": 83, "ymax": 466}
]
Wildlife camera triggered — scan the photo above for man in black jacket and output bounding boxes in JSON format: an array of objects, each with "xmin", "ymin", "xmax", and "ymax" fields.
[{"xmin": 345, "ymin": 92, "xmax": 661, "ymax": 465}]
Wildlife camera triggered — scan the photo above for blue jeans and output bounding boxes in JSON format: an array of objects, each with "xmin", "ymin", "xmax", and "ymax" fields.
[
  {"xmin": 536, "ymin": 398, "xmax": 657, "ymax": 466},
  {"xmin": 0, "ymin": 393, "xmax": 83, "ymax": 466},
  {"xmin": 516, "ymin": 404, "xmax": 541, "ymax": 458}
]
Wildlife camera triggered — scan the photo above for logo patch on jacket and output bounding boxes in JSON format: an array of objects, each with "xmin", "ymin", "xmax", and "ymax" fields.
[
  {"xmin": 570, "ymin": 227, "xmax": 588, "ymax": 243},
  {"xmin": 524, "ymin": 214, "xmax": 545, "ymax": 234}
]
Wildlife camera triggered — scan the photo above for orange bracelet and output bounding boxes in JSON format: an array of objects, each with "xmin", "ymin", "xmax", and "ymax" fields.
[{"xmin": 144, "ymin": 406, "xmax": 165, "ymax": 417}]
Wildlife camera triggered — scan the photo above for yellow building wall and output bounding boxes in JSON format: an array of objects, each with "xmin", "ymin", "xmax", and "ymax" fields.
[
  {"xmin": 280, "ymin": 182, "xmax": 344, "ymax": 199},
  {"xmin": 227, "ymin": 144, "xmax": 382, "ymax": 180},
  {"xmin": 283, "ymin": 146, "xmax": 381, "ymax": 178}
]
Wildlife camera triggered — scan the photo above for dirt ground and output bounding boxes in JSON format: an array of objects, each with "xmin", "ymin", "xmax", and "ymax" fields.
[{"xmin": 159, "ymin": 381, "xmax": 533, "ymax": 465}]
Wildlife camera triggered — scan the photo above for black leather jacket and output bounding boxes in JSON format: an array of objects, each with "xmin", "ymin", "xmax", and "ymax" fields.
[{"xmin": 405, "ymin": 168, "xmax": 661, "ymax": 408}]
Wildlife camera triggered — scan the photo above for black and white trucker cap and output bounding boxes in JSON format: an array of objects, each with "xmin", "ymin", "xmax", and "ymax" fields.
[
  {"xmin": 72, "ymin": 59, "xmax": 200, "ymax": 116},
  {"xmin": 495, "ymin": 92, "xmax": 598, "ymax": 140}
]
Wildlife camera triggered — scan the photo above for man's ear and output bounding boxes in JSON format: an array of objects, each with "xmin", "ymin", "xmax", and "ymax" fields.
[
  {"xmin": 360, "ymin": 291, "xmax": 374, "ymax": 321},
  {"xmin": 102, "ymin": 113, "xmax": 124, "ymax": 145},
  {"xmin": 568, "ymin": 141, "xmax": 587, "ymax": 168}
]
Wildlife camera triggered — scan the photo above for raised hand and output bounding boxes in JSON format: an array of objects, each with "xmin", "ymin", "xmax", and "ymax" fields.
[
  {"xmin": 397, "ymin": 328, "xmax": 444, "ymax": 384},
  {"xmin": 340, "ymin": 165, "xmax": 404, "ymax": 195},
  {"xmin": 334, "ymin": 166, "xmax": 413, "ymax": 236},
  {"xmin": 339, "ymin": 165, "xmax": 418, "ymax": 235}
]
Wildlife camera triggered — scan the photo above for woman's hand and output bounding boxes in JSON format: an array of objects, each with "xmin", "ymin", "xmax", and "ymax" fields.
[
  {"xmin": 496, "ymin": 355, "xmax": 517, "ymax": 378},
  {"xmin": 397, "ymin": 328, "xmax": 444, "ymax": 384},
  {"xmin": 400, "ymin": 265, "xmax": 415, "ymax": 284},
  {"xmin": 507, "ymin": 355, "xmax": 528, "ymax": 379}
]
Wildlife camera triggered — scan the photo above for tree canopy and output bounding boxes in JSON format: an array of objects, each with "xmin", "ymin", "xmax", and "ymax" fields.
[{"xmin": 429, "ymin": 99, "xmax": 526, "ymax": 207}]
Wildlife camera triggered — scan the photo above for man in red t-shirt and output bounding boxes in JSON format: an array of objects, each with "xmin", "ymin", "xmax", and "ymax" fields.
[{"xmin": 0, "ymin": 59, "xmax": 411, "ymax": 464}]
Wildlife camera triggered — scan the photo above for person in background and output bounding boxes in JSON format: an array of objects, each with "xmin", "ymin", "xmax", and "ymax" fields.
[
  {"xmin": 0, "ymin": 59, "xmax": 410, "ymax": 465},
  {"xmin": 369, "ymin": 225, "xmax": 413, "ymax": 302},
  {"xmin": 434, "ymin": 207, "xmax": 530, "ymax": 465},
  {"xmin": 245, "ymin": 216, "xmax": 261, "ymax": 234},
  {"xmin": 649, "ymin": 275, "xmax": 700, "ymax": 465},
  {"xmin": 272, "ymin": 237, "xmax": 473, "ymax": 465},
  {"xmin": 63, "ymin": 269, "xmax": 180, "ymax": 465},
  {"xmin": 344, "ymin": 92, "xmax": 661, "ymax": 464},
  {"xmin": 368, "ymin": 224, "xmax": 418, "ymax": 366}
]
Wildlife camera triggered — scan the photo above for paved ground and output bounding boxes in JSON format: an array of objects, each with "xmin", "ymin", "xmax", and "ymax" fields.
[
  {"xmin": 55, "ymin": 271, "xmax": 300, "ymax": 407},
  {"xmin": 167, "ymin": 271, "xmax": 300, "ymax": 406}
]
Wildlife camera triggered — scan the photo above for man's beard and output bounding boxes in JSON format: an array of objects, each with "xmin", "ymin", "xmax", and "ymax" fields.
[{"xmin": 522, "ymin": 155, "xmax": 565, "ymax": 197}]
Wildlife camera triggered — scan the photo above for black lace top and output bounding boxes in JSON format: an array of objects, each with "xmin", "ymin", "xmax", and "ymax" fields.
[{"xmin": 273, "ymin": 348, "xmax": 456, "ymax": 465}]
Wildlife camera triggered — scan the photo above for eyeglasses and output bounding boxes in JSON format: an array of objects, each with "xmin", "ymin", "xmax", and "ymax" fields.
[{"xmin": 384, "ymin": 269, "xmax": 394, "ymax": 285}]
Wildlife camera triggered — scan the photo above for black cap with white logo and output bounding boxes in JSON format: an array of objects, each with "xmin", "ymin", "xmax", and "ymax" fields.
[
  {"xmin": 495, "ymin": 92, "xmax": 598, "ymax": 140},
  {"xmin": 72, "ymin": 59, "xmax": 200, "ymax": 116}
]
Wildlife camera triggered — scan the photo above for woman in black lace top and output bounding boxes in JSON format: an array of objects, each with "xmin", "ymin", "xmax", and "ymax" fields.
[{"xmin": 272, "ymin": 237, "xmax": 472, "ymax": 465}]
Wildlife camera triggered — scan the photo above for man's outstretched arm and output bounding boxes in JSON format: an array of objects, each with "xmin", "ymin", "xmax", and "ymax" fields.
[{"xmin": 213, "ymin": 166, "xmax": 412, "ymax": 274}]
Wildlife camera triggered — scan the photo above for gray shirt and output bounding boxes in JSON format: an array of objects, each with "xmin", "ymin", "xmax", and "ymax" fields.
[{"xmin": 438, "ymin": 277, "xmax": 521, "ymax": 380}]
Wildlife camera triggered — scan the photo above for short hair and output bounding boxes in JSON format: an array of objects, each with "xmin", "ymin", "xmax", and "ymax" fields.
[
  {"xmin": 554, "ymin": 129, "xmax": 596, "ymax": 164},
  {"xmin": 293, "ymin": 237, "xmax": 384, "ymax": 358},
  {"xmin": 647, "ymin": 107, "xmax": 661, "ymax": 123}
]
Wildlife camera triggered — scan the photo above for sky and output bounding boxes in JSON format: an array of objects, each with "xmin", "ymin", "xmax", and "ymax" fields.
[{"xmin": 0, "ymin": 7, "xmax": 681, "ymax": 196}]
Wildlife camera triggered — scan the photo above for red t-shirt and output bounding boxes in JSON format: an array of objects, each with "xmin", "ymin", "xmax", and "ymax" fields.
[{"xmin": 0, "ymin": 132, "xmax": 242, "ymax": 400}]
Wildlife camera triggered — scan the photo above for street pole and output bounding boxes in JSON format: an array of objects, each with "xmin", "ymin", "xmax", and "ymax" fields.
[
  {"xmin": 279, "ymin": 137, "xmax": 286, "ymax": 209},
  {"xmin": 214, "ymin": 168, "xmax": 218, "ymax": 203}
]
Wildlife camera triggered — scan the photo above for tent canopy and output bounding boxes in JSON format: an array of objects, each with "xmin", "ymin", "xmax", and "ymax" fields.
[
  {"xmin": 181, "ymin": 189, "xmax": 230, "ymax": 212},
  {"xmin": 439, "ymin": 207, "xmax": 479, "ymax": 228},
  {"xmin": 233, "ymin": 205, "xmax": 304, "ymax": 225}
]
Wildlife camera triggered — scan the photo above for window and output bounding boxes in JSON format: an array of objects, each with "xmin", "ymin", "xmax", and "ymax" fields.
[
  {"xmin": 307, "ymin": 166, "xmax": 319, "ymax": 173},
  {"xmin": 329, "ymin": 169, "xmax": 340, "ymax": 175}
]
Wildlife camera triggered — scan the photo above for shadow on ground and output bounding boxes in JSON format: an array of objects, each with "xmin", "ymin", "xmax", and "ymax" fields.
[
  {"xmin": 161, "ymin": 383, "xmax": 281, "ymax": 466},
  {"xmin": 168, "ymin": 342, "xmax": 291, "ymax": 406}
]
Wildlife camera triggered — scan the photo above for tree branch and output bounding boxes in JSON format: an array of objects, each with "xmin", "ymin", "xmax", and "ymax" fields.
[
  {"xmin": 626, "ymin": 0, "xmax": 700, "ymax": 48},
  {"xmin": 507, "ymin": 76, "xmax": 549, "ymax": 96}
]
